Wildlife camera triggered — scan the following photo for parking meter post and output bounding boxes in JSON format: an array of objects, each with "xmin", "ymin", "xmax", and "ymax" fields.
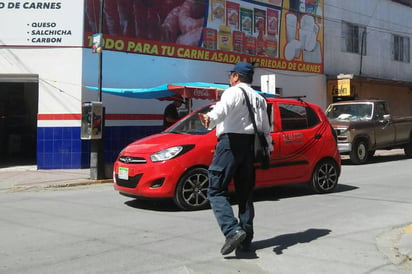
[
  {"xmin": 90, "ymin": 139, "xmax": 105, "ymax": 180},
  {"xmin": 90, "ymin": 106, "xmax": 105, "ymax": 180}
]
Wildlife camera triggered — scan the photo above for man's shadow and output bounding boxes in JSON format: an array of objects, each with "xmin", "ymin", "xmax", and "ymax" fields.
[
  {"xmin": 254, "ymin": 228, "xmax": 331, "ymax": 255},
  {"xmin": 229, "ymin": 228, "xmax": 331, "ymax": 259}
]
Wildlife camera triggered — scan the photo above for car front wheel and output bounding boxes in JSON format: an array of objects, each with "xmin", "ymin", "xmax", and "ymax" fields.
[
  {"xmin": 311, "ymin": 159, "xmax": 339, "ymax": 193},
  {"xmin": 350, "ymin": 139, "xmax": 369, "ymax": 164},
  {"xmin": 174, "ymin": 167, "xmax": 209, "ymax": 210}
]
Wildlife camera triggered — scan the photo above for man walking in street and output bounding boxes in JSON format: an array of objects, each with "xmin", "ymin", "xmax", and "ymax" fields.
[{"xmin": 198, "ymin": 62, "xmax": 272, "ymax": 255}]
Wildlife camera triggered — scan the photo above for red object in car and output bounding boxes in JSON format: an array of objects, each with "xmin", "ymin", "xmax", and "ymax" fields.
[{"xmin": 113, "ymin": 97, "xmax": 341, "ymax": 210}]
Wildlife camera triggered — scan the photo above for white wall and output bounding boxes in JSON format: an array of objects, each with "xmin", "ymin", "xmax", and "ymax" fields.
[
  {"xmin": 274, "ymin": 72, "xmax": 327, "ymax": 108},
  {"xmin": 324, "ymin": 0, "xmax": 412, "ymax": 81},
  {"xmin": 0, "ymin": 0, "xmax": 84, "ymax": 126},
  {"xmin": 0, "ymin": 48, "xmax": 83, "ymax": 119}
]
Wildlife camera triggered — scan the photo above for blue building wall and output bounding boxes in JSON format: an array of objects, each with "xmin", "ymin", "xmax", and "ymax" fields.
[{"xmin": 37, "ymin": 125, "xmax": 162, "ymax": 169}]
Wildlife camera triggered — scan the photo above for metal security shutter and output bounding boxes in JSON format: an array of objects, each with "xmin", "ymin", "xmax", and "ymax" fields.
[{"xmin": 0, "ymin": 74, "xmax": 39, "ymax": 83}]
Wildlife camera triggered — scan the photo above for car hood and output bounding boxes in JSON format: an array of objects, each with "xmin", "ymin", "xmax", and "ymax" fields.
[
  {"xmin": 329, "ymin": 119, "xmax": 351, "ymax": 128},
  {"xmin": 328, "ymin": 119, "xmax": 370, "ymax": 128},
  {"xmin": 122, "ymin": 132, "xmax": 215, "ymax": 154}
]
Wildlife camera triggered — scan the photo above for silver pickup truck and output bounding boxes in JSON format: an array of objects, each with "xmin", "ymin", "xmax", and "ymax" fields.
[{"xmin": 325, "ymin": 100, "xmax": 412, "ymax": 164}]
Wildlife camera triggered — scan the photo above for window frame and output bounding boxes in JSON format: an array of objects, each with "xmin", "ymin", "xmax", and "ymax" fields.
[
  {"xmin": 278, "ymin": 103, "xmax": 320, "ymax": 132},
  {"xmin": 392, "ymin": 34, "xmax": 410, "ymax": 63},
  {"xmin": 341, "ymin": 21, "xmax": 367, "ymax": 55}
]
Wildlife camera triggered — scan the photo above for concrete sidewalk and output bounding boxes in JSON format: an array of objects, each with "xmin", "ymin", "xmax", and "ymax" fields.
[
  {"xmin": 0, "ymin": 161, "xmax": 411, "ymax": 271},
  {"xmin": 0, "ymin": 165, "xmax": 112, "ymax": 191}
]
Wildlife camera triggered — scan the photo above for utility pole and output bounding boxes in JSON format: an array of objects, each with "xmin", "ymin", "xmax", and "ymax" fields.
[
  {"xmin": 98, "ymin": 0, "xmax": 104, "ymax": 103},
  {"xmin": 90, "ymin": 0, "xmax": 105, "ymax": 180}
]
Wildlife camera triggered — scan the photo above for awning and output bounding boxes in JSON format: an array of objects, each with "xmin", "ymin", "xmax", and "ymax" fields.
[
  {"xmin": 85, "ymin": 82, "xmax": 276, "ymax": 101},
  {"xmin": 85, "ymin": 82, "xmax": 230, "ymax": 101}
]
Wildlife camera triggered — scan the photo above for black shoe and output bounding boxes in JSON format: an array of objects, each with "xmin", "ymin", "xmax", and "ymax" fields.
[
  {"xmin": 221, "ymin": 229, "xmax": 247, "ymax": 255},
  {"xmin": 237, "ymin": 240, "xmax": 252, "ymax": 252}
]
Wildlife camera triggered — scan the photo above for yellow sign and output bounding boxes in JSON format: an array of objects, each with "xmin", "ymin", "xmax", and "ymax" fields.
[{"xmin": 328, "ymin": 79, "xmax": 352, "ymax": 96}]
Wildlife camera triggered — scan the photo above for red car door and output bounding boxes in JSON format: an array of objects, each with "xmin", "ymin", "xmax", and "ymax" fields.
[{"xmin": 257, "ymin": 100, "xmax": 321, "ymax": 185}]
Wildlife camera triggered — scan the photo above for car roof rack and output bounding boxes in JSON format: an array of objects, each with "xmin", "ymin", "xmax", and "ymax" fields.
[{"xmin": 278, "ymin": 95, "xmax": 307, "ymax": 102}]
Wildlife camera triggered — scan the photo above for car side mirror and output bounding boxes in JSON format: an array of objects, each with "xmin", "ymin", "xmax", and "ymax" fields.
[{"xmin": 383, "ymin": 114, "xmax": 391, "ymax": 121}]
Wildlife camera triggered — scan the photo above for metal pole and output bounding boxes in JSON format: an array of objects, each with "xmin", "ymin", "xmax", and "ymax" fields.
[
  {"xmin": 97, "ymin": 0, "xmax": 104, "ymax": 101},
  {"xmin": 359, "ymin": 30, "xmax": 365, "ymax": 76},
  {"xmin": 90, "ymin": 0, "xmax": 105, "ymax": 180}
]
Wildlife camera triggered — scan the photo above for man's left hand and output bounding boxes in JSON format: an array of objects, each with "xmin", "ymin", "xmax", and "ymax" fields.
[{"xmin": 198, "ymin": 113, "xmax": 210, "ymax": 128}]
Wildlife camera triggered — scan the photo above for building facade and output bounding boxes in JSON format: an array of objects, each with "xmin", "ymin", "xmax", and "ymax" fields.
[
  {"xmin": 324, "ymin": 0, "xmax": 412, "ymax": 116},
  {"xmin": 1, "ymin": 0, "xmax": 410, "ymax": 171}
]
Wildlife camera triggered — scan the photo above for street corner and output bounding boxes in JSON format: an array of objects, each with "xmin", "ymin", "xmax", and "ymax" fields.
[
  {"xmin": 376, "ymin": 223, "xmax": 412, "ymax": 273},
  {"xmin": 395, "ymin": 223, "xmax": 412, "ymax": 273},
  {"xmin": 404, "ymin": 224, "xmax": 412, "ymax": 234},
  {"xmin": 399, "ymin": 224, "xmax": 412, "ymax": 260}
]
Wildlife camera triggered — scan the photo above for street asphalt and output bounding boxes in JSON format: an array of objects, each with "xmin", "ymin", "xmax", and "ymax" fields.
[{"xmin": 0, "ymin": 149, "xmax": 411, "ymax": 272}]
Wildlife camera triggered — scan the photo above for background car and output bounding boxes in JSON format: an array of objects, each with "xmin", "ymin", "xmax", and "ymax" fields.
[{"xmin": 113, "ymin": 97, "xmax": 341, "ymax": 210}]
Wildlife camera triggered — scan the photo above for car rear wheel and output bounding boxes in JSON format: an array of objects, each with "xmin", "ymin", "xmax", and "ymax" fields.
[
  {"xmin": 404, "ymin": 137, "xmax": 412, "ymax": 158},
  {"xmin": 174, "ymin": 167, "xmax": 209, "ymax": 210},
  {"xmin": 311, "ymin": 159, "xmax": 339, "ymax": 193},
  {"xmin": 350, "ymin": 139, "xmax": 369, "ymax": 164}
]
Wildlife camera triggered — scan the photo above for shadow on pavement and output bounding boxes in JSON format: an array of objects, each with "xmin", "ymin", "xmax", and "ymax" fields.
[
  {"xmin": 251, "ymin": 183, "xmax": 358, "ymax": 203},
  {"xmin": 225, "ymin": 228, "xmax": 332, "ymax": 259},
  {"xmin": 123, "ymin": 183, "xmax": 357, "ymax": 212},
  {"xmin": 124, "ymin": 198, "xmax": 181, "ymax": 212},
  {"xmin": 335, "ymin": 183, "xmax": 358, "ymax": 192},
  {"xmin": 253, "ymin": 228, "xmax": 332, "ymax": 254},
  {"xmin": 341, "ymin": 152, "xmax": 408, "ymax": 166},
  {"xmin": 0, "ymin": 159, "xmax": 36, "ymax": 169}
]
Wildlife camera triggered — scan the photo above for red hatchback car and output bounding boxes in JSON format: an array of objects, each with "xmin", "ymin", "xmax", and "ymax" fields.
[{"xmin": 113, "ymin": 97, "xmax": 341, "ymax": 210}]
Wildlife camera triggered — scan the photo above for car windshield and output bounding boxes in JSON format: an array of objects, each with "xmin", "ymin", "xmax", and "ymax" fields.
[
  {"xmin": 164, "ymin": 104, "xmax": 215, "ymax": 135},
  {"xmin": 326, "ymin": 103, "xmax": 372, "ymax": 121}
]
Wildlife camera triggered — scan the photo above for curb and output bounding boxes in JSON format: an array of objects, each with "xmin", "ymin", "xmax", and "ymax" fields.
[{"xmin": 10, "ymin": 179, "xmax": 113, "ymax": 191}]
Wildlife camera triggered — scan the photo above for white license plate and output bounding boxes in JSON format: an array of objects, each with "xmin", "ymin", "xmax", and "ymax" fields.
[{"xmin": 118, "ymin": 167, "xmax": 129, "ymax": 180}]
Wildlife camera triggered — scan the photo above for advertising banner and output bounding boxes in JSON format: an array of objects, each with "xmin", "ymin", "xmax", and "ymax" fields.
[
  {"xmin": 84, "ymin": 0, "xmax": 324, "ymax": 74},
  {"xmin": 0, "ymin": 0, "xmax": 84, "ymax": 46}
]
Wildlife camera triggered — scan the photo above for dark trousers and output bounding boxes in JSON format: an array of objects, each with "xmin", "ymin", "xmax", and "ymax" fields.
[{"xmin": 208, "ymin": 133, "xmax": 255, "ymax": 241}]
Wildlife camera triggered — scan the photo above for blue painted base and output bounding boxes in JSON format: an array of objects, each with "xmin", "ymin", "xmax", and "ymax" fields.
[{"xmin": 37, "ymin": 126, "xmax": 162, "ymax": 169}]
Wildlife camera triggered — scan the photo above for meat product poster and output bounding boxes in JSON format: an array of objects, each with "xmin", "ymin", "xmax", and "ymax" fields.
[{"xmin": 78, "ymin": 0, "xmax": 324, "ymax": 74}]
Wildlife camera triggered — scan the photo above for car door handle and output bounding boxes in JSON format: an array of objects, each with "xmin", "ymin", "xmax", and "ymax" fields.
[{"xmin": 314, "ymin": 134, "xmax": 322, "ymax": 139}]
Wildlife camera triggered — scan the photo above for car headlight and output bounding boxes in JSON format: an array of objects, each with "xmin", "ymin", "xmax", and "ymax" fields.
[
  {"xmin": 150, "ymin": 145, "xmax": 194, "ymax": 162},
  {"xmin": 335, "ymin": 127, "xmax": 349, "ymax": 135}
]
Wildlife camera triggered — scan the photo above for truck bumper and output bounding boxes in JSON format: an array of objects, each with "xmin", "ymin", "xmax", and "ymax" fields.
[{"xmin": 338, "ymin": 142, "xmax": 352, "ymax": 153}]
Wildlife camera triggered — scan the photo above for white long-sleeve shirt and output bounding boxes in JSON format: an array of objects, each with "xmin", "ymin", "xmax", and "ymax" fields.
[{"xmin": 207, "ymin": 82, "xmax": 273, "ymax": 150}]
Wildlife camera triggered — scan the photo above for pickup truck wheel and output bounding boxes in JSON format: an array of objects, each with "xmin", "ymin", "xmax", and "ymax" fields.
[
  {"xmin": 350, "ymin": 140, "xmax": 369, "ymax": 164},
  {"xmin": 174, "ymin": 167, "xmax": 209, "ymax": 211},
  {"xmin": 311, "ymin": 159, "xmax": 339, "ymax": 193},
  {"xmin": 405, "ymin": 142, "xmax": 412, "ymax": 158}
]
